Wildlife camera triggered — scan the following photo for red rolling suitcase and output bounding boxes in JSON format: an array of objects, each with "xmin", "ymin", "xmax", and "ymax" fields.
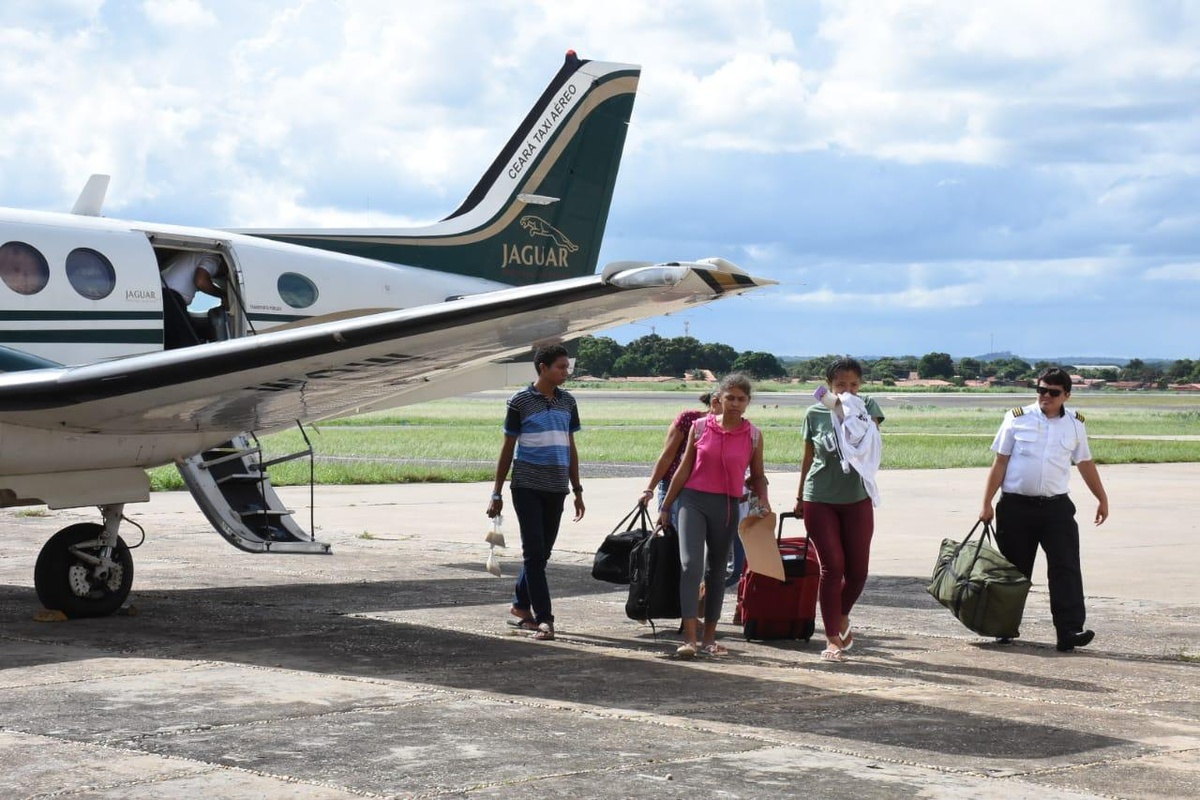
[{"xmin": 736, "ymin": 512, "xmax": 818, "ymax": 641}]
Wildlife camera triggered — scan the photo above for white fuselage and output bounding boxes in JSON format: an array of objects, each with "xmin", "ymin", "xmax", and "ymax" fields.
[{"xmin": 0, "ymin": 207, "xmax": 505, "ymax": 365}]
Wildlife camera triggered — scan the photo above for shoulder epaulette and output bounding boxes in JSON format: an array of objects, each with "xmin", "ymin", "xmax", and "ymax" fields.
[
  {"xmin": 1074, "ymin": 411, "xmax": 1085, "ymax": 422},
  {"xmin": 1011, "ymin": 407, "xmax": 1024, "ymax": 417}
]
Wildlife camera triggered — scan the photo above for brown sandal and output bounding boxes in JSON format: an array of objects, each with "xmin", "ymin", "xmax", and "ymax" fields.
[{"xmin": 532, "ymin": 623, "xmax": 555, "ymax": 641}]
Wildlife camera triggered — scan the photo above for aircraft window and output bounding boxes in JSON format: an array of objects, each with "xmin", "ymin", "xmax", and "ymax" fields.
[
  {"xmin": 65, "ymin": 248, "xmax": 117, "ymax": 300},
  {"xmin": 0, "ymin": 241, "xmax": 50, "ymax": 295},
  {"xmin": 278, "ymin": 272, "xmax": 319, "ymax": 308}
]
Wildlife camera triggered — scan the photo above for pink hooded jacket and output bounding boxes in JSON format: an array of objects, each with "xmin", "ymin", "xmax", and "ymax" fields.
[{"xmin": 684, "ymin": 415, "xmax": 759, "ymax": 498}]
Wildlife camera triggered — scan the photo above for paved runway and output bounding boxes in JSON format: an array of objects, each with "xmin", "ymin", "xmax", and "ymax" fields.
[{"xmin": 1, "ymin": 464, "xmax": 1198, "ymax": 798}]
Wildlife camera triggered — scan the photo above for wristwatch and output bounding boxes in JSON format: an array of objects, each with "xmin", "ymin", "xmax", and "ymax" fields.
[
  {"xmin": 572, "ymin": 486, "xmax": 583, "ymax": 494},
  {"xmin": 491, "ymin": 493, "xmax": 502, "ymax": 501}
]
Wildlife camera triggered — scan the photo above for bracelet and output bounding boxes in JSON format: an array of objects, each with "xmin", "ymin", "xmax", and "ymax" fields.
[
  {"xmin": 572, "ymin": 486, "xmax": 583, "ymax": 494},
  {"xmin": 642, "ymin": 489, "xmax": 653, "ymax": 495},
  {"xmin": 491, "ymin": 493, "xmax": 502, "ymax": 501}
]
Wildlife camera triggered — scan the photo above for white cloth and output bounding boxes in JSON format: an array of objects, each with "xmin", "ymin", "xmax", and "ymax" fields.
[
  {"xmin": 161, "ymin": 252, "xmax": 220, "ymax": 304},
  {"xmin": 991, "ymin": 403, "xmax": 1091, "ymax": 496},
  {"xmin": 832, "ymin": 392, "xmax": 882, "ymax": 507}
]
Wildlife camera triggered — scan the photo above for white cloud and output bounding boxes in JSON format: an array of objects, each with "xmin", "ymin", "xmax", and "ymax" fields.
[
  {"xmin": 780, "ymin": 258, "xmax": 1123, "ymax": 310},
  {"xmin": 1144, "ymin": 263, "xmax": 1200, "ymax": 281},
  {"xmin": 141, "ymin": 0, "xmax": 217, "ymax": 28}
]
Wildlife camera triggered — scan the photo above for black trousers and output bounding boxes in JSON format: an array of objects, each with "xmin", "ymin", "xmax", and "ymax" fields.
[
  {"xmin": 163, "ymin": 289, "xmax": 202, "ymax": 349},
  {"xmin": 995, "ymin": 493, "xmax": 1085, "ymax": 634}
]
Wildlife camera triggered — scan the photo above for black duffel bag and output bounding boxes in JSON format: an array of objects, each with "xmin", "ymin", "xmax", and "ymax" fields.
[
  {"xmin": 625, "ymin": 523, "xmax": 682, "ymax": 622},
  {"xmin": 591, "ymin": 503, "xmax": 654, "ymax": 584}
]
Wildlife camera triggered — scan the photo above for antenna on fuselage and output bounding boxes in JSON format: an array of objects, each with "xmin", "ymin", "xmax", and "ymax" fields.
[{"xmin": 71, "ymin": 174, "xmax": 110, "ymax": 216}]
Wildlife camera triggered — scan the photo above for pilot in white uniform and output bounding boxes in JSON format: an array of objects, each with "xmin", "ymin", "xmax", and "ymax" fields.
[
  {"xmin": 979, "ymin": 367, "xmax": 1110, "ymax": 651},
  {"xmin": 160, "ymin": 252, "xmax": 225, "ymax": 348}
]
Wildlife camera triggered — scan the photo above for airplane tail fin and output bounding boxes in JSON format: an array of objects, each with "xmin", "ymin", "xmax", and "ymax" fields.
[{"xmin": 244, "ymin": 52, "xmax": 640, "ymax": 286}]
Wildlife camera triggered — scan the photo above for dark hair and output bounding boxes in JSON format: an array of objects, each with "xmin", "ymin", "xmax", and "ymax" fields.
[
  {"xmin": 1039, "ymin": 367, "xmax": 1072, "ymax": 393},
  {"xmin": 698, "ymin": 392, "xmax": 712, "ymax": 406},
  {"xmin": 533, "ymin": 344, "xmax": 570, "ymax": 375},
  {"xmin": 826, "ymin": 356, "xmax": 863, "ymax": 383},
  {"xmin": 719, "ymin": 371, "xmax": 752, "ymax": 399}
]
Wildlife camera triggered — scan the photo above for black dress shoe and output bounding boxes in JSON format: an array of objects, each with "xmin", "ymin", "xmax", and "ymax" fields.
[{"xmin": 1056, "ymin": 629, "xmax": 1095, "ymax": 652}]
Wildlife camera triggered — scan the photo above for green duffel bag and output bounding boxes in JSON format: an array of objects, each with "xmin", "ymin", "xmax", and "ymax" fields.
[{"xmin": 927, "ymin": 520, "xmax": 1031, "ymax": 638}]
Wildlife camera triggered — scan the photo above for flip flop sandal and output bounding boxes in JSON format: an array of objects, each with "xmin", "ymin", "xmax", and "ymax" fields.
[
  {"xmin": 821, "ymin": 646, "xmax": 847, "ymax": 662},
  {"xmin": 700, "ymin": 643, "xmax": 728, "ymax": 657},
  {"xmin": 840, "ymin": 625, "xmax": 854, "ymax": 652},
  {"xmin": 532, "ymin": 623, "xmax": 555, "ymax": 641},
  {"xmin": 509, "ymin": 619, "xmax": 539, "ymax": 632}
]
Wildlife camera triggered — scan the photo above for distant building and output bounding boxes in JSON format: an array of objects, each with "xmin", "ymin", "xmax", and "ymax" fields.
[
  {"xmin": 1074, "ymin": 365, "xmax": 1122, "ymax": 374},
  {"xmin": 894, "ymin": 378, "xmax": 953, "ymax": 387}
]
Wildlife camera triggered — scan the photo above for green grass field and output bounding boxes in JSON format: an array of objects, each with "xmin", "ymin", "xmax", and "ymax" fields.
[{"xmin": 147, "ymin": 390, "xmax": 1200, "ymax": 490}]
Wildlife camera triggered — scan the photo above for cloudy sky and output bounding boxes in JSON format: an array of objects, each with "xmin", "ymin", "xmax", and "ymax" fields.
[{"xmin": 3, "ymin": 1, "xmax": 1199, "ymax": 360}]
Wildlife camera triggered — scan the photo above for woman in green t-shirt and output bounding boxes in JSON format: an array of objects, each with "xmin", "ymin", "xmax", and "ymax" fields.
[{"xmin": 793, "ymin": 357, "xmax": 884, "ymax": 662}]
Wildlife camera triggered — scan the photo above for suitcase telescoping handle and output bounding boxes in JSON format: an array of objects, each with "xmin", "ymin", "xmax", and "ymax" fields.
[{"xmin": 775, "ymin": 511, "xmax": 811, "ymax": 559}]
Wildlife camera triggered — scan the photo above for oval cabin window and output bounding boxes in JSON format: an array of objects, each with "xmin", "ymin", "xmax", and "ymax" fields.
[
  {"xmin": 66, "ymin": 248, "xmax": 117, "ymax": 300},
  {"xmin": 278, "ymin": 272, "xmax": 318, "ymax": 309},
  {"xmin": 0, "ymin": 240, "xmax": 51, "ymax": 295}
]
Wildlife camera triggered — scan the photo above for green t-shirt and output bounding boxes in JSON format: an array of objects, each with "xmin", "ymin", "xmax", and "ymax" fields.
[{"xmin": 801, "ymin": 396, "xmax": 884, "ymax": 504}]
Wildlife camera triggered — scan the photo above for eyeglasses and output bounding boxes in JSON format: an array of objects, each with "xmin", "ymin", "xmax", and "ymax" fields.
[{"xmin": 1035, "ymin": 386, "xmax": 1064, "ymax": 398}]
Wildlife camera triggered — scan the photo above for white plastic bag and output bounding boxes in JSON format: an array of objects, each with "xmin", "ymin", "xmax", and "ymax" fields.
[
  {"xmin": 484, "ymin": 514, "xmax": 506, "ymax": 548},
  {"xmin": 484, "ymin": 514, "xmax": 504, "ymax": 576}
]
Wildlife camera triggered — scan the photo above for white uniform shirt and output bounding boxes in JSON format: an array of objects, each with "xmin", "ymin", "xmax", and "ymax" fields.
[
  {"xmin": 991, "ymin": 402, "xmax": 1092, "ymax": 497},
  {"xmin": 161, "ymin": 253, "xmax": 220, "ymax": 304}
]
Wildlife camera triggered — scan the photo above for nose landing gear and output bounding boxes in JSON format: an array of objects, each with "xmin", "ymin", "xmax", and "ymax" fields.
[{"xmin": 33, "ymin": 504, "xmax": 135, "ymax": 618}]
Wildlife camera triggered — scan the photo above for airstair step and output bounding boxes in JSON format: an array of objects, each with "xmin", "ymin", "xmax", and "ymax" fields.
[
  {"xmin": 200, "ymin": 448, "xmax": 262, "ymax": 469},
  {"xmin": 216, "ymin": 472, "xmax": 263, "ymax": 485},
  {"xmin": 238, "ymin": 508, "xmax": 294, "ymax": 519}
]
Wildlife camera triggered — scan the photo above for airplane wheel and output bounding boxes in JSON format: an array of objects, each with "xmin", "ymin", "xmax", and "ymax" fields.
[{"xmin": 34, "ymin": 523, "xmax": 134, "ymax": 618}]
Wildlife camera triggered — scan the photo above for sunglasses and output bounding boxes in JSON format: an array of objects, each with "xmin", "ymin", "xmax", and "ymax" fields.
[{"xmin": 1035, "ymin": 386, "xmax": 1064, "ymax": 398}]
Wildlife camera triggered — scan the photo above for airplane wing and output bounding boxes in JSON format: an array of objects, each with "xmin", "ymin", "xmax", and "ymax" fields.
[{"xmin": 0, "ymin": 262, "xmax": 772, "ymax": 438}]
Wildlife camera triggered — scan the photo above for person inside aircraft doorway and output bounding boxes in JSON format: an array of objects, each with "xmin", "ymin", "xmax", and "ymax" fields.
[{"xmin": 161, "ymin": 251, "xmax": 226, "ymax": 349}]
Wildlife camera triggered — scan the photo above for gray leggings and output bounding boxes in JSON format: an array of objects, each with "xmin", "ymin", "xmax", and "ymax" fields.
[{"xmin": 676, "ymin": 487, "xmax": 739, "ymax": 620}]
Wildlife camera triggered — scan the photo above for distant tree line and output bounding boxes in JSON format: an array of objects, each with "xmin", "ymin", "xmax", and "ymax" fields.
[
  {"xmin": 574, "ymin": 336, "xmax": 1200, "ymax": 387},
  {"xmin": 575, "ymin": 335, "xmax": 785, "ymax": 379}
]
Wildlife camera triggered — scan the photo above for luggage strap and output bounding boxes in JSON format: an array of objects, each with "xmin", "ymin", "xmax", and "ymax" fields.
[{"xmin": 611, "ymin": 502, "xmax": 653, "ymax": 536}]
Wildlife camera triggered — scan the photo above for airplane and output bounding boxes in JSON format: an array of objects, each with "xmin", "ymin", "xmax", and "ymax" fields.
[{"xmin": 0, "ymin": 51, "xmax": 772, "ymax": 619}]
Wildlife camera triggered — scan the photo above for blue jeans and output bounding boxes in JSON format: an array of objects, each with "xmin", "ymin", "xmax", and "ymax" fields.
[
  {"xmin": 510, "ymin": 487, "xmax": 566, "ymax": 625},
  {"xmin": 656, "ymin": 479, "xmax": 679, "ymax": 529}
]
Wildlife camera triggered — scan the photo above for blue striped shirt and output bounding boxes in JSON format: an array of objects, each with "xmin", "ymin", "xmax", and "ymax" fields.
[{"xmin": 504, "ymin": 384, "xmax": 581, "ymax": 492}]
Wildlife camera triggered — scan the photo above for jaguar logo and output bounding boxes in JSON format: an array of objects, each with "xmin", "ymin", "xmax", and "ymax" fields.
[
  {"xmin": 500, "ymin": 215, "xmax": 578, "ymax": 270},
  {"xmin": 518, "ymin": 216, "xmax": 578, "ymax": 252}
]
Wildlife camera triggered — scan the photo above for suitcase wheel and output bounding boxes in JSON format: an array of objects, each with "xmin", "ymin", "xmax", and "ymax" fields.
[
  {"xmin": 795, "ymin": 619, "xmax": 816, "ymax": 642},
  {"xmin": 743, "ymin": 620, "xmax": 758, "ymax": 641}
]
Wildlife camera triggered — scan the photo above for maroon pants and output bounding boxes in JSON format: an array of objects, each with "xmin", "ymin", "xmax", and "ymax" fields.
[{"xmin": 802, "ymin": 498, "xmax": 874, "ymax": 639}]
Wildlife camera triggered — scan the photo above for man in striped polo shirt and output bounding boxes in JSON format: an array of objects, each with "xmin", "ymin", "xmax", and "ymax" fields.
[{"xmin": 487, "ymin": 344, "xmax": 585, "ymax": 641}]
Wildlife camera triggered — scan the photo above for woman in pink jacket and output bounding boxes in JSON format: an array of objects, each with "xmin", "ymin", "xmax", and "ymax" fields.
[{"xmin": 659, "ymin": 372, "xmax": 769, "ymax": 658}]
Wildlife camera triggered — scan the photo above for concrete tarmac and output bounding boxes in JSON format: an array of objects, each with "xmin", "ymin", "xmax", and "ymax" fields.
[{"xmin": 1, "ymin": 464, "xmax": 1198, "ymax": 799}]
